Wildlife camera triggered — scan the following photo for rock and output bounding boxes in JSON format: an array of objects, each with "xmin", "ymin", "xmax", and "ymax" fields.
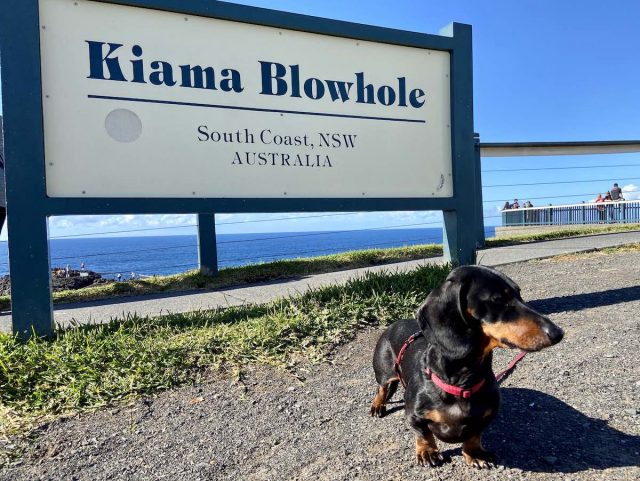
[
  {"xmin": 0, "ymin": 268, "xmax": 113, "ymax": 295},
  {"xmin": 623, "ymin": 408, "xmax": 638, "ymax": 416}
]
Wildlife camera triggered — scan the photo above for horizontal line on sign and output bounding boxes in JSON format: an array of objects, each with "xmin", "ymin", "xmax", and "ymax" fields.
[{"xmin": 88, "ymin": 95, "xmax": 427, "ymax": 123}]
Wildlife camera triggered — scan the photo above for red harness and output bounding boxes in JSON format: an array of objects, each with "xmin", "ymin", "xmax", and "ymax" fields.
[{"xmin": 393, "ymin": 331, "xmax": 526, "ymax": 397}]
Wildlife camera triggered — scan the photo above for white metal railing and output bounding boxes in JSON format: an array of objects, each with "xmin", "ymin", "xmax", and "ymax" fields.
[{"xmin": 501, "ymin": 199, "xmax": 640, "ymax": 226}]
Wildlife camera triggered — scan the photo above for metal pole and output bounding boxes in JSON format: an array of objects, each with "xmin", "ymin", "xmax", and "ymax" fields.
[
  {"xmin": 474, "ymin": 133, "xmax": 485, "ymax": 248},
  {"xmin": 442, "ymin": 23, "xmax": 477, "ymax": 265},
  {"xmin": 2, "ymin": 0, "xmax": 55, "ymax": 338},
  {"xmin": 197, "ymin": 213, "xmax": 218, "ymax": 276},
  {"xmin": 480, "ymin": 140, "xmax": 640, "ymax": 157}
]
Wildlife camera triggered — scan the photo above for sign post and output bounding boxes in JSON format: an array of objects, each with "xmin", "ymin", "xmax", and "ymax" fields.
[
  {"xmin": 197, "ymin": 213, "xmax": 218, "ymax": 276},
  {"xmin": 1, "ymin": 0, "xmax": 478, "ymax": 338}
]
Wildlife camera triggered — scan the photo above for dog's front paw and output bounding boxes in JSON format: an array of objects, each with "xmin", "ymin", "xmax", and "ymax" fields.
[
  {"xmin": 369, "ymin": 402, "xmax": 386, "ymax": 417},
  {"xmin": 416, "ymin": 446, "xmax": 446, "ymax": 467},
  {"xmin": 462, "ymin": 447, "xmax": 497, "ymax": 469}
]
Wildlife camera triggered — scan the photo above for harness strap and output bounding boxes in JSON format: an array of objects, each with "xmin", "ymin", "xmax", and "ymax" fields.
[
  {"xmin": 393, "ymin": 331, "xmax": 423, "ymax": 387},
  {"xmin": 393, "ymin": 333, "xmax": 527, "ymax": 397}
]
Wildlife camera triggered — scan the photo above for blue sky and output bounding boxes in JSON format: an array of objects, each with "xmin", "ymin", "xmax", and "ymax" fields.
[{"xmin": 1, "ymin": 0, "xmax": 639, "ymax": 239}]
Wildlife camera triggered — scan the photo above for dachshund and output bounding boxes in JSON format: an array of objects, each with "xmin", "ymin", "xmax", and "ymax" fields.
[{"xmin": 370, "ymin": 265, "xmax": 563, "ymax": 468}]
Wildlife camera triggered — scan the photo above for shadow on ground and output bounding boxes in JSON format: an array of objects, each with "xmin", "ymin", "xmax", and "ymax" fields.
[
  {"xmin": 529, "ymin": 286, "xmax": 640, "ymax": 315},
  {"xmin": 484, "ymin": 388, "xmax": 640, "ymax": 473}
]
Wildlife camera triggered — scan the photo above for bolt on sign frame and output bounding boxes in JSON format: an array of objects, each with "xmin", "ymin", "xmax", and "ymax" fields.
[{"xmin": 0, "ymin": 0, "xmax": 480, "ymax": 338}]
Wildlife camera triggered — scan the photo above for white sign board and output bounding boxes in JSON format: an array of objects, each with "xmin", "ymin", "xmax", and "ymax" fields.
[{"xmin": 39, "ymin": 0, "xmax": 452, "ymax": 198}]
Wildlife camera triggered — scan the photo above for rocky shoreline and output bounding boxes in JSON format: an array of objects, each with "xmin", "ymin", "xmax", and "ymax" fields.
[{"xmin": 0, "ymin": 268, "xmax": 112, "ymax": 296}]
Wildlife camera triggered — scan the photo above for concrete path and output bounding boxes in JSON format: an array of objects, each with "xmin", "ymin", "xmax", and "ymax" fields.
[{"xmin": 1, "ymin": 230, "xmax": 638, "ymax": 333}]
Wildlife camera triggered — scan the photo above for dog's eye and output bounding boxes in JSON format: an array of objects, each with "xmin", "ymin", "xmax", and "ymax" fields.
[{"xmin": 490, "ymin": 294, "xmax": 504, "ymax": 304}]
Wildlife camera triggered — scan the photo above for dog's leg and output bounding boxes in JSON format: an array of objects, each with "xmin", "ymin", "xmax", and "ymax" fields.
[
  {"xmin": 414, "ymin": 431, "xmax": 445, "ymax": 467},
  {"xmin": 462, "ymin": 433, "xmax": 497, "ymax": 469},
  {"xmin": 369, "ymin": 378, "xmax": 399, "ymax": 417},
  {"xmin": 406, "ymin": 414, "xmax": 446, "ymax": 467}
]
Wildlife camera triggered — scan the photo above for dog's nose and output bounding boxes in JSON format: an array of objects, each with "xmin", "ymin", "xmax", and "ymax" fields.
[{"xmin": 543, "ymin": 323, "xmax": 564, "ymax": 344}]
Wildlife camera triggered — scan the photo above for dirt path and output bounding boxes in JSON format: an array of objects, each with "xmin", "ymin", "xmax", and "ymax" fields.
[{"xmin": 2, "ymin": 251, "xmax": 639, "ymax": 480}]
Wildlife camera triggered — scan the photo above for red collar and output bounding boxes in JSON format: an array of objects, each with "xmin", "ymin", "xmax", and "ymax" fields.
[
  {"xmin": 424, "ymin": 367, "xmax": 486, "ymax": 399},
  {"xmin": 394, "ymin": 331, "xmax": 486, "ymax": 398}
]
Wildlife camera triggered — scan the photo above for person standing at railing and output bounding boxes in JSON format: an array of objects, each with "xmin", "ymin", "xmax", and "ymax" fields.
[
  {"xmin": 610, "ymin": 183, "xmax": 624, "ymax": 221},
  {"xmin": 529, "ymin": 200, "xmax": 537, "ymax": 223},
  {"xmin": 610, "ymin": 183, "xmax": 623, "ymax": 201},
  {"xmin": 604, "ymin": 191, "xmax": 614, "ymax": 222},
  {"xmin": 512, "ymin": 198, "xmax": 520, "ymax": 209},
  {"xmin": 523, "ymin": 200, "xmax": 534, "ymax": 224},
  {"xmin": 595, "ymin": 193, "xmax": 605, "ymax": 223}
]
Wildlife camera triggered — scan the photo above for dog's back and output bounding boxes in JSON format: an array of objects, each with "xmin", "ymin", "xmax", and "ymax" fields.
[{"xmin": 372, "ymin": 318, "xmax": 421, "ymax": 386}]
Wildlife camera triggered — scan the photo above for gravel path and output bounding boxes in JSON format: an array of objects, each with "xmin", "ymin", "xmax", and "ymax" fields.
[{"xmin": 2, "ymin": 250, "xmax": 639, "ymax": 480}]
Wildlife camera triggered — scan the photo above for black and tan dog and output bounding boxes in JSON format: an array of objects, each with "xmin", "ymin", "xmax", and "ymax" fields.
[{"xmin": 370, "ymin": 265, "xmax": 563, "ymax": 468}]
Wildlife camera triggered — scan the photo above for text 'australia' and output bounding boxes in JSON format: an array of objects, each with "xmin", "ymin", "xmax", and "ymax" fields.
[{"xmin": 233, "ymin": 152, "xmax": 332, "ymax": 168}]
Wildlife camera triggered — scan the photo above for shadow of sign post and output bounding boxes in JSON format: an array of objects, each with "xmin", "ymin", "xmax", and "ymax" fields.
[{"xmin": 0, "ymin": 0, "xmax": 481, "ymax": 338}]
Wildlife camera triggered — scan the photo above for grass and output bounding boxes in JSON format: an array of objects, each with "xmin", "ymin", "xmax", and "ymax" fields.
[
  {"xmin": 0, "ymin": 244, "xmax": 442, "ymax": 311},
  {"xmin": 484, "ymin": 223, "xmax": 640, "ymax": 247},
  {"xmin": 536, "ymin": 242, "xmax": 640, "ymax": 262},
  {"xmin": 0, "ymin": 263, "xmax": 451, "ymax": 462}
]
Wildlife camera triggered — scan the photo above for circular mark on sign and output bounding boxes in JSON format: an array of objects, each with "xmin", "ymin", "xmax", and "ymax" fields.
[{"xmin": 105, "ymin": 109, "xmax": 142, "ymax": 142}]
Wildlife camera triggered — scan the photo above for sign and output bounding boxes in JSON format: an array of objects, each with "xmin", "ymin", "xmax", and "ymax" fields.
[
  {"xmin": 2, "ymin": 0, "xmax": 479, "ymax": 337},
  {"xmin": 39, "ymin": 0, "xmax": 452, "ymax": 198}
]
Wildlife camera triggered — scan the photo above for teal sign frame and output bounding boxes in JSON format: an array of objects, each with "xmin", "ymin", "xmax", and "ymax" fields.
[{"xmin": 0, "ymin": 0, "xmax": 481, "ymax": 338}]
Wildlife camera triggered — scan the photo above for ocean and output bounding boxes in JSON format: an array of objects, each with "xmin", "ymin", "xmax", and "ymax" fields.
[{"xmin": 0, "ymin": 226, "xmax": 495, "ymax": 279}]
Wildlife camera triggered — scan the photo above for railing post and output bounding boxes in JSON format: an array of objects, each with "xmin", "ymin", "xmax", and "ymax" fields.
[
  {"xmin": 197, "ymin": 213, "xmax": 218, "ymax": 276},
  {"xmin": 474, "ymin": 133, "xmax": 485, "ymax": 248}
]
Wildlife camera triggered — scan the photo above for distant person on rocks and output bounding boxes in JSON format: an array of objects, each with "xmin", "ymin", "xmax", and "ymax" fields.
[
  {"xmin": 80, "ymin": 262, "xmax": 85, "ymax": 271},
  {"xmin": 117, "ymin": 273, "xmax": 122, "ymax": 282},
  {"xmin": 65, "ymin": 265, "xmax": 70, "ymax": 278},
  {"xmin": 130, "ymin": 272, "xmax": 136, "ymax": 280}
]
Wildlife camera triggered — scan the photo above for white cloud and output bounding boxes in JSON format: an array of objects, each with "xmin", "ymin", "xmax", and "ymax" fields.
[
  {"xmin": 622, "ymin": 184, "xmax": 640, "ymax": 200},
  {"xmin": 48, "ymin": 214, "xmax": 198, "ymax": 237}
]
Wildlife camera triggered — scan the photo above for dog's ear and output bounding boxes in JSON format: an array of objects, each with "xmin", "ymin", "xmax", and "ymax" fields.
[{"xmin": 416, "ymin": 270, "xmax": 475, "ymax": 359}]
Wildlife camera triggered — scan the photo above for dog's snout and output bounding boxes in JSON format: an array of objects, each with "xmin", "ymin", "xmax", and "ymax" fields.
[{"xmin": 543, "ymin": 322, "xmax": 564, "ymax": 345}]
